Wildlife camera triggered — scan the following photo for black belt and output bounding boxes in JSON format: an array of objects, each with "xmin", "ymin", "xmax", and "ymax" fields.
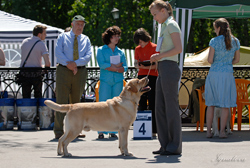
[{"xmin": 58, "ymin": 64, "xmax": 85, "ymax": 69}]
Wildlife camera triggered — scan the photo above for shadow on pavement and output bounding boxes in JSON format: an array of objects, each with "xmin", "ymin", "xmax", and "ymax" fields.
[
  {"xmin": 42, "ymin": 155, "xmax": 147, "ymax": 160},
  {"xmin": 146, "ymin": 155, "xmax": 181, "ymax": 164},
  {"xmin": 182, "ymin": 130, "xmax": 250, "ymax": 143},
  {"xmin": 48, "ymin": 138, "xmax": 85, "ymax": 143}
]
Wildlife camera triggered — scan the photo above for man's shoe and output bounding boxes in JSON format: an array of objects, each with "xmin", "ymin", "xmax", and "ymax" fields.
[
  {"xmin": 55, "ymin": 134, "xmax": 63, "ymax": 139},
  {"xmin": 98, "ymin": 133, "xmax": 104, "ymax": 139},
  {"xmin": 160, "ymin": 151, "xmax": 180, "ymax": 155},
  {"xmin": 152, "ymin": 133, "xmax": 157, "ymax": 138},
  {"xmin": 152, "ymin": 149, "xmax": 162, "ymax": 154}
]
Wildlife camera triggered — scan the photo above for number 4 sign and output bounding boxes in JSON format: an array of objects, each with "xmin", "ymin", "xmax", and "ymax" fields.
[{"xmin": 133, "ymin": 110, "xmax": 152, "ymax": 140}]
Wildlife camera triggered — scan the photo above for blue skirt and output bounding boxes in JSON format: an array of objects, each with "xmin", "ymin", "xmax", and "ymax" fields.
[{"xmin": 205, "ymin": 71, "xmax": 236, "ymax": 108}]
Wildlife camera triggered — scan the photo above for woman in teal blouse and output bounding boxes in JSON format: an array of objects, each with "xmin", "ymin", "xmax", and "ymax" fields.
[{"xmin": 96, "ymin": 26, "xmax": 128, "ymax": 139}]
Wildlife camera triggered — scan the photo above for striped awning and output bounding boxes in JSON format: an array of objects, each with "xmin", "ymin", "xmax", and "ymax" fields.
[{"xmin": 0, "ymin": 10, "xmax": 63, "ymax": 42}]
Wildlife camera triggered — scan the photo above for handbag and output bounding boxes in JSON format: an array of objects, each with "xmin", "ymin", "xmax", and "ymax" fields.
[{"xmin": 15, "ymin": 40, "xmax": 41, "ymax": 85}]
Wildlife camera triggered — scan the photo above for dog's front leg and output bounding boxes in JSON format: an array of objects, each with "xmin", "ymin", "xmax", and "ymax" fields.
[
  {"xmin": 118, "ymin": 131, "xmax": 124, "ymax": 154},
  {"xmin": 119, "ymin": 127, "xmax": 133, "ymax": 156}
]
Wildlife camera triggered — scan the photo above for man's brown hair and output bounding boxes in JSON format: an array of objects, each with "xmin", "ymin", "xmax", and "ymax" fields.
[{"xmin": 33, "ymin": 25, "xmax": 47, "ymax": 36}]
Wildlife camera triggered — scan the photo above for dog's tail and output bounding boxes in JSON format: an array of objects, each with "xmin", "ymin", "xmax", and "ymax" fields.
[{"xmin": 44, "ymin": 100, "xmax": 70, "ymax": 113}]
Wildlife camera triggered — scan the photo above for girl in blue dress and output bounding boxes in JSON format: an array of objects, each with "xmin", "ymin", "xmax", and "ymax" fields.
[
  {"xmin": 96, "ymin": 26, "xmax": 128, "ymax": 139},
  {"xmin": 205, "ymin": 18, "xmax": 240, "ymax": 138}
]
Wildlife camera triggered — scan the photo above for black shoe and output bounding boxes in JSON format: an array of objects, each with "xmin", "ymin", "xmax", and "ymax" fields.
[
  {"xmin": 98, "ymin": 133, "xmax": 104, "ymax": 139},
  {"xmin": 77, "ymin": 134, "xmax": 86, "ymax": 138},
  {"xmin": 109, "ymin": 133, "xmax": 118, "ymax": 138},
  {"xmin": 55, "ymin": 134, "xmax": 63, "ymax": 139},
  {"xmin": 152, "ymin": 149, "xmax": 162, "ymax": 154},
  {"xmin": 160, "ymin": 151, "xmax": 180, "ymax": 155}
]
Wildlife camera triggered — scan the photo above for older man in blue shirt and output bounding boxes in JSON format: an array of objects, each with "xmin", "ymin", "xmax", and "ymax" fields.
[{"xmin": 54, "ymin": 15, "xmax": 92, "ymax": 139}]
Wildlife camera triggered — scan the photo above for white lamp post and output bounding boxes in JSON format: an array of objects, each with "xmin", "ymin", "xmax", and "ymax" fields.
[{"xmin": 111, "ymin": 8, "xmax": 119, "ymax": 25}]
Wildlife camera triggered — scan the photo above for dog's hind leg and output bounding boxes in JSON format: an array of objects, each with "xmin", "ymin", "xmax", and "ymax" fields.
[
  {"xmin": 57, "ymin": 131, "xmax": 77, "ymax": 156},
  {"xmin": 62, "ymin": 126, "xmax": 82, "ymax": 157},
  {"xmin": 57, "ymin": 136, "xmax": 64, "ymax": 156},
  {"xmin": 59, "ymin": 132, "xmax": 77, "ymax": 157}
]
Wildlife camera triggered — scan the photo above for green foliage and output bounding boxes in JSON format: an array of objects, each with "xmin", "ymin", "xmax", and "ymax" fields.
[
  {"xmin": 186, "ymin": 19, "xmax": 214, "ymax": 53},
  {"xmin": 1, "ymin": 0, "xmax": 250, "ymax": 51},
  {"xmin": 0, "ymin": 0, "xmax": 12, "ymax": 11},
  {"xmin": 187, "ymin": 18, "xmax": 250, "ymax": 53},
  {"xmin": 68, "ymin": 0, "xmax": 153, "ymax": 49},
  {"xmin": 229, "ymin": 18, "xmax": 250, "ymax": 47}
]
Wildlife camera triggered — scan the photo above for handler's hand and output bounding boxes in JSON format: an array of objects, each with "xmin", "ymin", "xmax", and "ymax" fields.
[
  {"xmin": 150, "ymin": 53, "xmax": 160, "ymax": 63},
  {"xmin": 138, "ymin": 64, "xmax": 146, "ymax": 69}
]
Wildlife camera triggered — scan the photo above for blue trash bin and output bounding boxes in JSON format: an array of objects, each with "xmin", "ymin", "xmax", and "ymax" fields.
[
  {"xmin": 16, "ymin": 98, "xmax": 37, "ymax": 130},
  {"xmin": 0, "ymin": 98, "xmax": 15, "ymax": 130}
]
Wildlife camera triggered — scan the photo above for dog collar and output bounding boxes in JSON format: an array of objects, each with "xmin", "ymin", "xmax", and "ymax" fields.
[{"xmin": 119, "ymin": 96, "xmax": 138, "ymax": 105}]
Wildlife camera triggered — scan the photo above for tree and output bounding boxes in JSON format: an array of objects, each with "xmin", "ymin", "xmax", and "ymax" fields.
[
  {"xmin": 0, "ymin": 0, "xmax": 12, "ymax": 11},
  {"xmin": 187, "ymin": 18, "xmax": 250, "ymax": 53},
  {"xmin": 68, "ymin": 0, "xmax": 153, "ymax": 49},
  {"xmin": 1, "ymin": 0, "xmax": 250, "ymax": 52}
]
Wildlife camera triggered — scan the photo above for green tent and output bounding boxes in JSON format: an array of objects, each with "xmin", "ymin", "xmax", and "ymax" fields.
[
  {"xmin": 170, "ymin": 0, "xmax": 250, "ymax": 18},
  {"xmin": 153, "ymin": 0, "xmax": 250, "ymax": 73}
]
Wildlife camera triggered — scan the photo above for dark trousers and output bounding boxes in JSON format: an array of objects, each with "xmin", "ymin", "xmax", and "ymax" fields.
[
  {"xmin": 53, "ymin": 65, "xmax": 87, "ymax": 135},
  {"xmin": 156, "ymin": 60, "xmax": 182, "ymax": 154},
  {"xmin": 22, "ymin": 76, "xmax": 43, "ymax": 98},
  {"xmin": 138, "ymin": 75, "xmax": 157, "ymax": 134}
]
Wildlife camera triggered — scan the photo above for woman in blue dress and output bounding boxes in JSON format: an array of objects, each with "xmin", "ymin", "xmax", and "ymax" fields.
[
  {"xmin": 205, "ymin": 18, "xmax": 240, "ymax": 138},
  {"xmin": 96, "ymin": 26, "xmax": 128, "ymax": 139}
]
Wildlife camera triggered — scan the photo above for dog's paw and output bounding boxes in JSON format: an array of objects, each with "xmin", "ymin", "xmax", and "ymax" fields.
[
  {"xmin": 57, "ymin": 152, "xmax": 63, "ymax": 156},
  {"xmin": 119, "ymin": 148, "xmax": 124, "ymax": 154},
  {"xmin": 63, "ymin": 153, "xmax": 72, "ymax": 157},
  {"xmin": 124, "ymin": 152, "xmax": 133, "ymax": 156}
]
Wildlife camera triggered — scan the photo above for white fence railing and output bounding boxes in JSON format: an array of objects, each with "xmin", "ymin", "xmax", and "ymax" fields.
[
  {"xmin": 86, "ymin": 46, "xmax": 135, "ymax": 67},
  {"xmin": 1, "ymin": 43, "xmax": 135, "ymax": 68}
]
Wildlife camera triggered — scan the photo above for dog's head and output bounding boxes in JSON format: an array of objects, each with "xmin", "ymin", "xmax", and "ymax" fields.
[{"xmin": 126, "ymin": 77, "xmax": 151, "ymax": 94}]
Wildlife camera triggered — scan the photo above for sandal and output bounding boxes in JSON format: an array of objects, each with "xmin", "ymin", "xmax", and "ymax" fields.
[
  {"xmin": 206, "ymin": 134, "xmax": 213, "ymax": 138},
  {"xmin": 98, "ymin": 133, "xmax": 104, "ymax": 139},
  {"xmin": 206, "ymin": 131, "xmax": 213, "ymax": 138},
  {"xmin": 219, "ymin": 132, "xmax": 227, "ymax": 139}
]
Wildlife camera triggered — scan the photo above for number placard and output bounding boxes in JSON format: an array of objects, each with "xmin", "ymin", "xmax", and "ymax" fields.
[{"xmin": 133, "ymin": 110, "xmax": 152, "ymax": 140}]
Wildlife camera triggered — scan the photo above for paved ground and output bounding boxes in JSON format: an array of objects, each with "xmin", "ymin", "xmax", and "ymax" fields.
[{"xmin": 0, "ymin": 125, "xmax": 249, "ymax": 168}]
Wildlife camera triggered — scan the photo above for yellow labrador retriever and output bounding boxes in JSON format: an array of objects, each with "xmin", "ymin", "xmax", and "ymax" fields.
[{"xmin": 44, "ymin": 77, "xmax": 150, "ymax": 157}]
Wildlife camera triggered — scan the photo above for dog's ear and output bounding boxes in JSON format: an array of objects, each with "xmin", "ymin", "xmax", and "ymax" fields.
[{"xmin": 127, "ymin": 83, "xmax": 138, "ymax": 93}]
